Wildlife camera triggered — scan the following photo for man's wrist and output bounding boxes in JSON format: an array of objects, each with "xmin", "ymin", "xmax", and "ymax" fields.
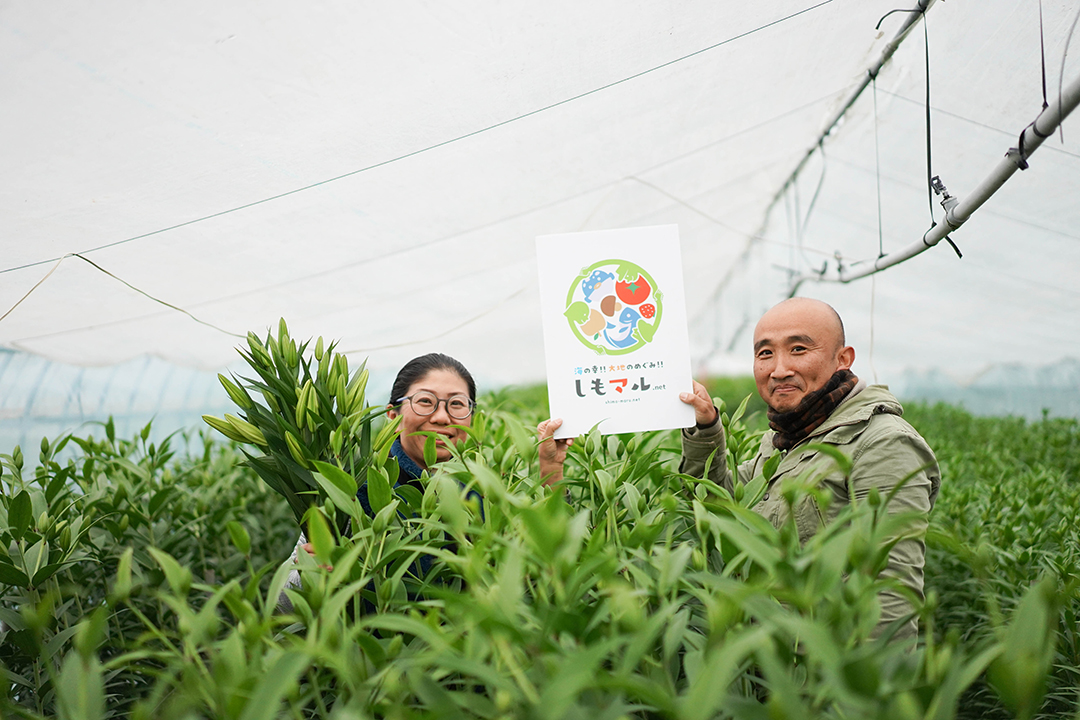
[{"xmin": 696, "ymin": 406, "xmax": 720, "ymax": 429}]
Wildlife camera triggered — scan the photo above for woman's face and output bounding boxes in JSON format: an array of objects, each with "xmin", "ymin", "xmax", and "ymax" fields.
[{"xmin": 387, "ymin": 368, "xmax": 473, "ymax": 468}]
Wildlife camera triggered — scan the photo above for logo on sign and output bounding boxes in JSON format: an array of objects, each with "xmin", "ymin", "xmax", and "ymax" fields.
[{"xmin": 564, "ymin": 260, "xmax": 662, "ymax": 355}]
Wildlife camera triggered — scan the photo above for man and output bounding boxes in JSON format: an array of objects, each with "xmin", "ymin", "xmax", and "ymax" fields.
[{"xmin": 679, "ymin": 297, "xmax": 940, "ymax": 640}]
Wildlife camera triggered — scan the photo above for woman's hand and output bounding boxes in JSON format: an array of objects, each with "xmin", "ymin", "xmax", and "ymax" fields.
[
  {"xmin": 680, "ymin": 380, "xmax": 719, "ymax": 428},
  {"xmin": 537, "ymin": 418, "xmax": 573, "ymax": 487},
  {"xmin": 299, "ymin": 542, "xmax": 333, "ymax": 571}
]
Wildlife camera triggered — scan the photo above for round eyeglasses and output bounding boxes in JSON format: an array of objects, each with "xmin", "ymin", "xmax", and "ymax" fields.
[{"xmin": 397, "ymin": 391, "xmax": 475, "ymax": 420}]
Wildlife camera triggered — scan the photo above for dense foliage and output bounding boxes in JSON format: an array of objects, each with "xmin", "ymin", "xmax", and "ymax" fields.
[
  {"xmin": 1, "ymin": 375, "xmax": 1077, "ymax": 719},
  {"xmin": 907, "ymin": 403, "xmax": 1080, "ymax": 719},
  {"xmin": 0, "ymin": 422, "xmax": 296, "ymax": 718}
]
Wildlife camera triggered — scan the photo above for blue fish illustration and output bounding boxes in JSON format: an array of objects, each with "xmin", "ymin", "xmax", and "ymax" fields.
[
  {"xmin": 604, "ymin": 307, "xmax": 642, "ymax": 349},
  {"xmin": 581, "ymin": 270, "xmax": 614, "ymax": 303}
]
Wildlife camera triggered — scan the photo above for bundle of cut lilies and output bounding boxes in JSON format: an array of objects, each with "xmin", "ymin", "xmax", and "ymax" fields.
[{"xmin": 204, "ymin": 319, "xmax": 399, "ymax": 534}]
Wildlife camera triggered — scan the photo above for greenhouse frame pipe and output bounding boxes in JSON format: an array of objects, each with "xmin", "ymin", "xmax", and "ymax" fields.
[
  {"xmin": 772, "ymin": 0, "xmax": 936, "ymax": 205},
  {"xmin": 790, "ymin": 68, "xmax": 1080, "ymax": 294},
  {"xmin": 691, "ymin": 1, "xmax": 936, "ymax": 349}
]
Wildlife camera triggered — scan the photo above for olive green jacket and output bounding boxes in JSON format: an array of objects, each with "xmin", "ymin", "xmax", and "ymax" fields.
[{"xmin": 680, "ymin": 384, "xmax": 940, "ymax": 640}]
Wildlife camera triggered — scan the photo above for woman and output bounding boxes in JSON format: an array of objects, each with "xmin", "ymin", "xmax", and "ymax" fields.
[
  {"xmin": 356, "ymin": 352, "xmax": 479, "ymax": 514},
  {"xmin": 280, "ymin": 352, "xmax": 479, "ymax": 608}
]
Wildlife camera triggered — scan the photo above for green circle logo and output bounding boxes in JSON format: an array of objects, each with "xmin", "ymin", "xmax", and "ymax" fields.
[{"xmin": 564, "ymin": 260, "xmax": 662, "ymax": 355}]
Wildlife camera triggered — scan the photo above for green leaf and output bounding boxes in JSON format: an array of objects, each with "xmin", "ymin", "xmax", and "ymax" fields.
[
  {"xmin": 226, "ymin": 520, "xmax": 252, "ymax": 556},
  {"xmin": 395, "ymin": 484, "xmax": 423, "ymax": 513},
  {"xmin": 801, "ymin": 442, "xmax": 853, "ymax": 477},
  {"xmin": 359, "ymin": 410, "xmax": 372, "ymax": 458},
  {"xmin": 32, "ymin": 562, "xmax": 64, "ymax": 587},
  {"xmin": 0, "ymin": 560, "xmax": 29, "ymax": 587},
  {"xmin": 45, "ymin": 468, "xmax": 71, "ymax": 504},
  {"xmin": 312, "ymin": 460, "xmax": 358, "ymax": 502},
  {"xmin": 148, "ymin": 487, "xmax": 174, "ymax": 518},
  {"xmin": 148, "ymin": 547, "xmax": 192, "ymax": 596},
  {"xmin": 56, "ymin": 653, "xmax": 105, "ymax": 720},
  {"xmin": 713, "ymin": 516, "xmax": 781, "ymax": 571},
  {"xmin": 353, "ymin": 630, "xmax": 386, "ymax": 666},
  {"xmin": 366, "ymin": 465, "xmax": 392, "ymax": 515},
  {"xmin": 739, "ymin": 473, "xmax": 768, "ymax": 509},
  {"xmin": 363, "ymin": 614, "xmax": 453, "ymax": 651},
  {"xmin": 9, "ymin": 491, "xmax": 32, "ymax": 541},
  {"xmin": 22, "ymin": 539, "xmax": 48, "ymax": 580},
  {"xmin": 423, "ymin": 433, "xmax": 437, "ymax": 469},
  {"xmin": 520, "ymin": 492, "xmax": 568, "ymax": 562},
  {"xmin": 237, "ymin": 650, "xmax": 309, "ymax": 720},
  {"xmin": 987, "ymin": 577, "xmax": 1058, "ymax": 720},
  {"xmin": 112, "ymin": 547, "xmax": 133, "ymax": 603},
  {"xmin": 409, "ymin": 666, "xmax": 468, "ymax": 717},
  {"xmin": 42, "ymin": 624, "xmax": 81, "ymax": 665},
  {"xmin": 305, "ymin": 507, "xmax": 334, "ymax": 565},
  {"xmin": 679, "ymin": 627, "xmax": 771, "ymax": 720},
  {"xmin": 729, "ymin": 393, "xmax": 752, "ymax": 425},
  {"xmin": 74, "ymin": 607, "xmax": 109, "ymax": 660},
  {"xmin": 0, "ymin": 606, "xmax": 26, "ymax": 631},
  {"xmin": 761, "ymin": 450, "xmax": 782, "ymax": 482}
]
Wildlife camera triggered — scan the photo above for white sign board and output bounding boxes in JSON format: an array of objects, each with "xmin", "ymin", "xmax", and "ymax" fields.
[{"xmin": 536, "ymin": 225, "xmax": 695, "ymax": 439}]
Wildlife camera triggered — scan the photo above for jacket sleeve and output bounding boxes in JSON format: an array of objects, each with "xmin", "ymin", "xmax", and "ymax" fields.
[
  {"xmin": 847, "ymin": 418, "xmax": 941, "ymax": 640},
  {"xmin": 679, "ymin": 418, "xmax": 758, "ymax": 492}
]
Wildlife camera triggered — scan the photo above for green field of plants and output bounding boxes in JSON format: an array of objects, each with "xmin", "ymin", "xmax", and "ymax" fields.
[{"xmin": 1, "ymin": 334, "xmax": 1078, "ymax": 719}]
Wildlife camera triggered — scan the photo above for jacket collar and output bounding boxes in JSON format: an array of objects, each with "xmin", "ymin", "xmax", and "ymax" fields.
[
  {"xmin": 765, "ymin": 383, "xmax": 902, "ymax": 452},
  {"xmin": 390, "ymin": 437, "xmax": 425, "ymax": 483}
]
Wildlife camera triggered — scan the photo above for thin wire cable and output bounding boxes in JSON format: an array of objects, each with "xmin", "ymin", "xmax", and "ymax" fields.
[
  {"xmin": 633, "ymin": 88, "xmax": 843, "ymax": 176},
  {"xmin": 876, "ymin": 87, "xmax": 1080, "ymax": 158},
  {"xmin": 792, "ymin": 183, "xmax": 803, "ymax": 275},
  {"xmin": 869, "ymin": 273, "xmax": 880, "ymax": 384},
  {"xmin": 0, "ymin": 0, "xmax": 839, "ymax": 278},
  {"xmin": 786, "ymin": 185, "xmax": 803, "ymax": 280},
  {"xmin": 825, "ymin": 153, "xmax": 1080, "ymax": 241},
  {"xmin": 875, "ymin": 5, "xmax": 924, "ymax": 30},
  {"xmin": 625, "ymin": 176, "xmax": 754, "ymax": 237},
  {"xmin": 107, "ymin": 90, "xmax": 850, "ymax": 309},
  {"xmin": 1039, "ymin": 0, "xmax": 1049, "ymax": 110},
  {"xmin": 7, "ymin": 84, "xmax": 854, "ymax": 353},
  {"xmin": 785, "ymin": 185, "xmax": 799, "ymax": 279},
  {"xmin": 918, "ymin": 9, "xmax": 962, "ymax": 258},
  {"xmin": 340, "ymin": 286, "xmax": 529, "ymax": 354},
  {"xmin": 6, "ymin": 168, "xmax": 836, "ymax": 349},
  {"xmin": 70, "ymin": 254, "xmax": 245, "ymax": 338},
  {"xmin": 1019, "ymin": 6, "xmax": 1056, "ymax": 154},
  {"xmin": 798, "ymin": 142, "xmax": 828, "ymax": 269},
  {"xmin": 627, "ymin": 175, "xmax": 833, "ymax": 260},
  {"xmin": 1059, "ymin": 4, "xmax": 1080, "ymax": 143},
  {"xmin": 0, "ymin": 256, "xmax": 70, "ymax": 324},
  {"xmin": 873, "ymin": 77, "xmax": 885, "ymax": 258},
  {"xmin": 922, "ymin": 12, "xmax": 935, "ymax": 224}
]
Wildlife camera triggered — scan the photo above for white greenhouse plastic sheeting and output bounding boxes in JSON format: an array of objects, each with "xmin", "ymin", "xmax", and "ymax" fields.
[{"xmin": 2, "ymin": 1, "xmax": 1080, "ymax": 440}]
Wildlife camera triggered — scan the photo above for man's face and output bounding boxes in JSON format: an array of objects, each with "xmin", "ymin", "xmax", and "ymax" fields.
[{"xmin": 752, "ymin": 300, "xmax": 854, "ymax": 413}]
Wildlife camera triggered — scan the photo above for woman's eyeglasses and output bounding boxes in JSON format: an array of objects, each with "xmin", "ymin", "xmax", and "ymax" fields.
[{"xmin": 397, "ymin": 391, "xmax": 475, "ymax": 419}]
